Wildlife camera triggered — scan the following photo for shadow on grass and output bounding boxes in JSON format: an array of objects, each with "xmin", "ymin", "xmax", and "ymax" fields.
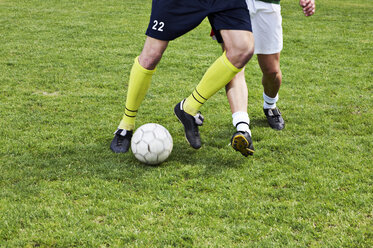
[
  {"xmin": 169, "ymin": 139, "xmax": 250, "ymax": 168},
  {"xmin": 3, "ymin": 132, "xmax": 251, "ymax": 198},
  {"xmin": 250, "ymin": 117, "xmax": 269, "ymax": 128}
]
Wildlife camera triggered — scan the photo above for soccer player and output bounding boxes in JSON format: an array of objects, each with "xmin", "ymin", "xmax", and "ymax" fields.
[
  {"xmin": 213, "ymin": 0, "xmax": 316, "ymax": 156},
  {"xmin": 111, "ymin": 0, "xmax": 255, "ymax": 153}
]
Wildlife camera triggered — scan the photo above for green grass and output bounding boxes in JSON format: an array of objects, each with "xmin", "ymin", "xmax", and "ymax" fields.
[{"xmin": 0, "ymin": 0, "xmax": 372, "ymax": 247}]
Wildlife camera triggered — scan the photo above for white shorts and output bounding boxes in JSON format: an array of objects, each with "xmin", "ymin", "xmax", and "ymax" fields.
[{"xmin": 246, "ymin": 0, "xmax": 283, "ymax": 54}]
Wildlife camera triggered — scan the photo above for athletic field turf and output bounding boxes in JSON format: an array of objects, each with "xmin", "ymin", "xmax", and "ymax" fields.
[{"xmin": 0, "ymin": 0, "xmax": 372, "ymax": 247}]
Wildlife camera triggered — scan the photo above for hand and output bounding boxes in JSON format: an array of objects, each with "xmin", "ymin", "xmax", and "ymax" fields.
[{"xmin": 299, "ymin": 0, "xmax": 315, "ymax": 17}]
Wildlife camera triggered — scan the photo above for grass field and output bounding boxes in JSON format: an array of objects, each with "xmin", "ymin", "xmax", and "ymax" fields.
[{"xmin": 0, "ymin": 0, "xmax": 372, "ymax": 247}]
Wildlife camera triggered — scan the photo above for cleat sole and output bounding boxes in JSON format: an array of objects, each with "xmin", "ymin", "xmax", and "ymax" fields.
[{"xmin": 231, "ymin": 134, "xmax": 254, "ymax": 157}]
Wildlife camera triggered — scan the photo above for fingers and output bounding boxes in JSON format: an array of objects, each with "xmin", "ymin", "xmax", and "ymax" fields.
[{"xmin": 300, "ymin": 0, "xmax": 315, "ymax": 17}]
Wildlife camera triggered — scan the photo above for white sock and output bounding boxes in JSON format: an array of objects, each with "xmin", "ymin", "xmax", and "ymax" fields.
[
  {"xmin": 232, "ymin": 111, "xmax": 251, "ymax": 136},
  {"xmin": 263, "ymin": 92, "xmax": 278, "ymax": 109}
]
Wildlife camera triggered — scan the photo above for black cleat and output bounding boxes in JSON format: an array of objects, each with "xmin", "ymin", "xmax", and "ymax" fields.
[
  {"xmin": 231, "ymin": 131, "xmax": 255, "ymax": 157},
  {"xmin": 110, "ymin": 129, "xmax": 133, "ymax": 153},
  {"xmin": 264, "ymin": 107, "xmax": 285, "ymax": 130},
  {"xmin": 174, "ymin": 100, "xmax": 204, "ymax": 149}
]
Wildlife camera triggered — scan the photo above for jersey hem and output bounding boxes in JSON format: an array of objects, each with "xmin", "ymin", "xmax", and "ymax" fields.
[{"xmin": 256, "ymin": 0, "xmax": 280, "ymax": 4}]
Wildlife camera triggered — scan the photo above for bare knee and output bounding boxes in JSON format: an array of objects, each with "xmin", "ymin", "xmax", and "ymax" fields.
[
  {"xmin": 139, "ymin": 37, "xmax": 168, "ymax": 70},
  {"xmin": 221, "ymin": 30, "xmax": 254, "ymax": 69},
  {"xmin": 226, "ymin": 46, "xmax": 254, "ymax": 69},
  {"xmin": 263, "ymin": 67, "xmax": 282, "ymax": 81},
  {"xmin": 139, "ymin": 49, "xmax": 163, "ymax": 70}
]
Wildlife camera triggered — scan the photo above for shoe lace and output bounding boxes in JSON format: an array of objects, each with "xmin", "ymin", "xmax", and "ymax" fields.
[
  {"xmin": 193, "ymin": 112, "xmax": 204, "ymax": 126},
  {"xmin": 117, "ymin": 135, "xmax": 125, "ymax": 145},
  {"xmin": 269, "ymin": 108, "xmax": 281, "ymax": 122},
  {"xmin": 192, "ymin": 113, "xmax": 204, "ymax": 136},
  {"xmin": 115, "ymin": 130, "xmax": 128, "ymax": 145}
]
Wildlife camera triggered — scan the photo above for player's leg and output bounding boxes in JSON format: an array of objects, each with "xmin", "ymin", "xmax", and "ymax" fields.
[
  {"xmin": 183, "ymin": 29, "xmax": 254, "ymax": 116},
  {"xmin": 226, "ymin": 69, "xmax": 248, "ymax": 114},
  {"xmin": 220, "ymin": 30, "xmax": 255, "ymax": 69},
  {"xmin": 258, "ymin": 53, "xmax": 284, "ymax": 131},
  {"xmin": 176, "ymin": 30, "xmax": 254, "ymax": 149},
  {"xmin": 119, "ymin": 37, "xmax": 168, "ymax": 130},
  {"xmin": 222, "ymin": 32, "xmax": 255, "ymax": 156},
  {"xmin": 250, "ymin": 1, "xmax": 285, "ymax": 130},
  {"xmin": 211, "ymin": 27, "xmax": 254, "ymax": 156},
  {"xmin": 258, "ymin": 53, "xmax": 281, "ymax": 98},
  {"xmin": 111, "ymin": 0, "xmax": 209, "ymax": 153},
  {"xmin": 226, "ymin": 69, "xmax": 255, "ymax": 156},
  {"xmin": 175, "ymin": 0, "xmax": 254, "ymax": 149},
  {"xmin": 111, "ymin": 37, "xmax": 168, "ymax": 153}
]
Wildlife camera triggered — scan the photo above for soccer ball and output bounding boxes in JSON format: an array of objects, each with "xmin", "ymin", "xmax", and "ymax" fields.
[{"xmin": 131, "ymin": 123, "xmax": 173, "ymax": 165}]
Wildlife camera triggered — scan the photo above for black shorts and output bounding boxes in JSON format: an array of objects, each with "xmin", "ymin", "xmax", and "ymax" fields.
[{"xmin": 145, "ymin": 0, "xmax": 252, "ymax": 41}]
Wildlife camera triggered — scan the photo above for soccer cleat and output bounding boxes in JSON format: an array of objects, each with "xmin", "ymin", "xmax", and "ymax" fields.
[
  {"xmin": 231, "ymin": 131, "xmax": 255, "ymax": 157},
  {"xmin": 110, "ymin": 129, "xmax": 133, "ymax": 153},
  {"xmin": 263, "ymin": 107, "xmax": 285, "ymax": 130},
  {"xmin": 174, "ymin": 100, "xmax": 204, "ymax": 149}
]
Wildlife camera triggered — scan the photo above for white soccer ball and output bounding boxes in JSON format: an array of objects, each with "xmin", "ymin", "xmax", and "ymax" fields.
[{"xmin": 131, "ymin": 123, "xmax": 173, "ymax": 165}]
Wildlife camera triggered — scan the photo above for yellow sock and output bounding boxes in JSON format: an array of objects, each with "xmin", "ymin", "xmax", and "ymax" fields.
[
  {"xmin": 118, "ymin": 57, "xmax": 156, "ymax": 130},
  {"xmin": 183, "ymin": 51, "xmax": 242, "ymax": 116}
]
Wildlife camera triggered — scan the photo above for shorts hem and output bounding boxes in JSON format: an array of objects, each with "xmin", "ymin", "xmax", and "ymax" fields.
[
  {"xmin": 254, "ymin": 48, "xmax": 282, "ymax": 55},
  {"xmin": 145, "ymin": 31, "xmax": 175, "ymax": 41}
]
